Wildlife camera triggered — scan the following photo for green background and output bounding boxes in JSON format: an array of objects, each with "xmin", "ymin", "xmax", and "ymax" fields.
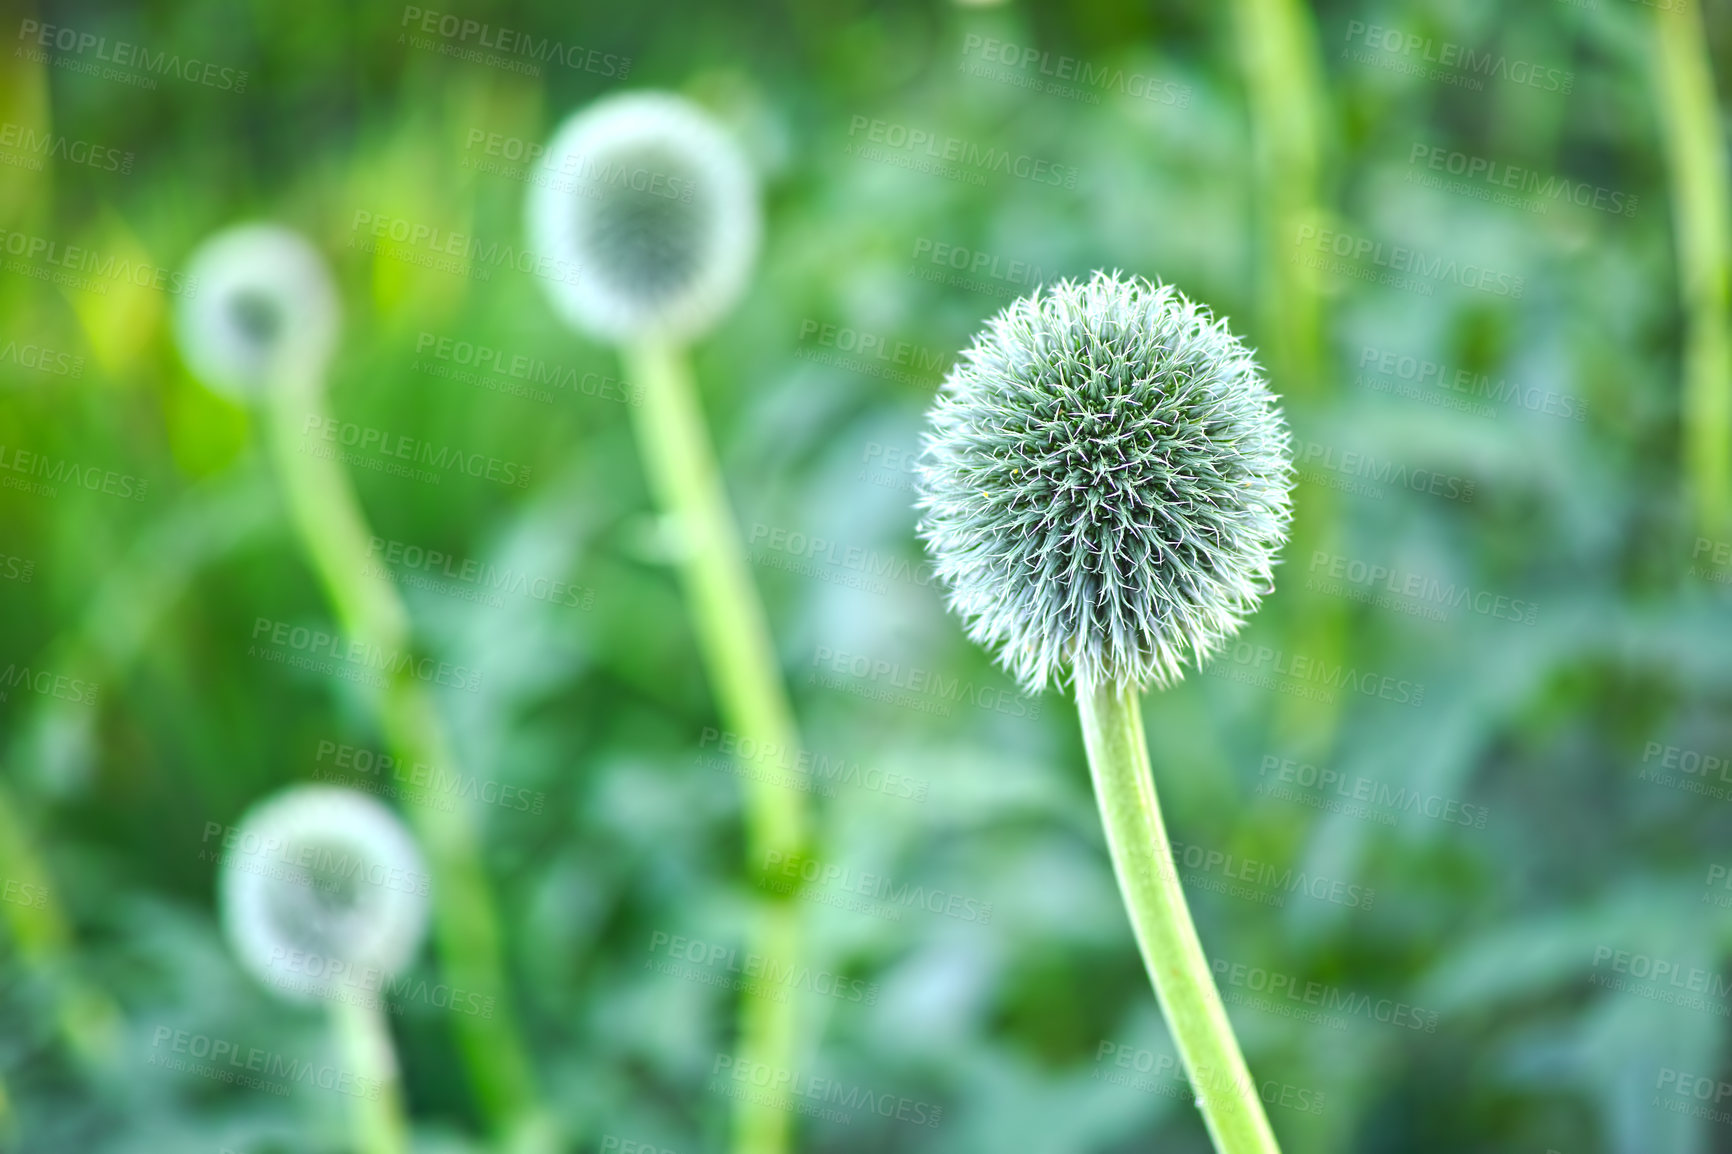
[{"xmin": 1, "ymin": 0, "xmax": 1728, "ymax": 1150}]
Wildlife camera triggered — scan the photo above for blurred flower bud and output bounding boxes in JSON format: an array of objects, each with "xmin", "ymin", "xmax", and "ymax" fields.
[
  {"xmin": 528, "ymin": 91, "xmax": 760, "ymax": 342},
  {"xmin": 175, "ymin": 224, "xmax": 339, "ymax": 397},
  {"xmin": 220, "ymin": 786, "xmax": 430, "ymax": 1004}
]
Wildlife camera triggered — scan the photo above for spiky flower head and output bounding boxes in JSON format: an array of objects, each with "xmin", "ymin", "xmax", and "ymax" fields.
[
  {"xmin": 528, "ymin": 91, "xmax": 760, "ymax": 343},
  {"xmin": 915, "ymin": 272, "xmax": 1293, "ymax": 693},
  {"xmin": 175, "ymin": 224, "xmax": 339, "ymax": 398},
  {"xmin": 220, "ymin": 786, "xmax": 430, "ymax": 1004}
]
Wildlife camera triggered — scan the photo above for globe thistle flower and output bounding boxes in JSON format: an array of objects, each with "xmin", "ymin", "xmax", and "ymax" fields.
[
  {"xmin": 220, "ymin": 786, "xmax": 430, "ymax": 1004},
  {"xmin": 527, "ymin": 91, "xmax": 760, "ymax": 342},
  {"xmin": 175, "ymin": 224, "xmax": 339, "ymax": 397},
  {"xmin": 916, "ymin": 271, "xmax": 1294, "ymax": 693}
]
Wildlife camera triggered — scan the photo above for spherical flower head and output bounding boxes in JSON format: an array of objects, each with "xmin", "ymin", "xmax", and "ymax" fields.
[
  {"xmin": 916, "ymin": 272, "xmax": 1294, "ymax": 693},
  {"xmin": 175, "ymin": 224, "xmax": 339, "ymax": 398},
  {"xmin": 220, "ymin": 786, "xmax": 430, "ymax": 1004},
  {"xmin": 528, "ymin": 91, "xmax": 760, "ymax": 343}
]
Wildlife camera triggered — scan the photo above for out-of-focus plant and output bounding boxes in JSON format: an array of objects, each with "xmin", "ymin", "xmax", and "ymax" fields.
[
  {"xmin": 174, "ymin": 224, "xmax": 554, "ymax": 1152},
  {"xmin": 219, "ymin": 785, "xmax": 429, "ymax": 1154},
  {"xmin": 527, "ymin": 90, "xmax": 807, "ymax": 1154}
]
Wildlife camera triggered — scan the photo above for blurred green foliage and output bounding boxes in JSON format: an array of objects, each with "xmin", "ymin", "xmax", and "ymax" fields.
[{"xmin": 2, "ymin": 0, "xmax": 1730, "ymax": 1151}]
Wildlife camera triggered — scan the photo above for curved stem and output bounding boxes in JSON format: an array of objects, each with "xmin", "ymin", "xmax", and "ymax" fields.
[
  {"xmin": 623, "ymin": 339, "xmax": 806, "ymax": 1154},
  {"xmin": 1652, "ymin": 0, "xmax": 1732, "ymax": 541},
  {"xmin": 264, "ymin": 366, "xmax": 550, "ymax": 1150},
  {"xmin": 1076, "ymin": 678, "xmax": 1279, "ymax": 1154},
  {"xmin": 334, "ymin": 997, "xmax": 410, "ymax": 1154}
]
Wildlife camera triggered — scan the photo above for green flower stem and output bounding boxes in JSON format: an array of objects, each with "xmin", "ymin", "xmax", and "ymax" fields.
[
  {"xmin": 623, "ymin": 338, "xmax": 806, "ymax": 1154},
  {"xmin": 1233, "ymin": 0, "xmax": 1348, "ymax": 758},
  {"xmin": 1233, "ymin": 0, "xmax": 1327, "ymax": 400},
  {"xmin": 1076, "ymin": 678, "xmax": 1280, "ymax": 1154},
  {"xmin": 334, "ymin": 997, "xmax": 410, "ymax": 1154},
  {"xmin": 264, "ymin": 365, "xmax": 549, "ymax": 1150},
  {"xmin": 1653, "ymin": 0, "xmax": 1732, "ymax": 540}
]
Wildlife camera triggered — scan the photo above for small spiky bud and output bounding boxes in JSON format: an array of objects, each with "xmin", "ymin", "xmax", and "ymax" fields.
[
  {"xmin": 528, "ymin": 91, "xmax": 760, "ymax": 342},
  {"xmin": 915, "ymin": 272, "xmax": 1293, "ymax": 693},
  {"xmin": 175, "ymin": 224, "xmax": 339, "ymax": 397},
  {"xmin": 220, "ymin": 786, "xmax": 430, "ymax": 1004}
]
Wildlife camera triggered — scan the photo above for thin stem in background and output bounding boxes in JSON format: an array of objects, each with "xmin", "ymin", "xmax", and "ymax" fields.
[
  {"xmin": 1653, "ymin": 0, "xmax": 1732, "ymax": 542},
  {"xmin": 334, "ymin": 997, "xmax": 410, "ymax": 1154},
  {"xmin": 1232, "ymin": 0, "xmax": 1347, "ymax": 761},
  {"xmin": 623, "ymin": 339, "xmax": 806, "ymax": 1154},
  {"xmin": 1076, "ymin": 677, "xmax": 1280, "ymax": 1154},
  {"xmin": 264, "ymin": 367, "xmax": 552, "ymax": 1152}
]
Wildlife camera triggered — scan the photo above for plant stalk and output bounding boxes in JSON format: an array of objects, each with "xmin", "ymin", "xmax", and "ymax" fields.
[
  {"xmin": 624, "ymin": 338, "xmax": 806, "ymax": 1154},
  {"xmin": 334, "ymin": 997, "xmax": 410, "ymax": 1154},
  {"xmin": 1076, "ymin": 677, "xmax": 1280, "ymax": 1154},
  {"xmin": 1652, "ymin": 0, "xmax": 1732, "ymax": 541},
  {"xmin": 264, "ymin": 364, "xmax": 549, "ymax": 1150}
]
